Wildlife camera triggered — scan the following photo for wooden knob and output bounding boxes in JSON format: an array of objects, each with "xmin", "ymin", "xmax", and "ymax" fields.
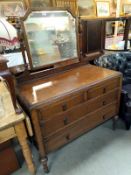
[
  {"xmin": 103, "ymin": 115, "xmax": 106, "ymax": 120},
  {"xmin": 62, "ymin": 103, "xmax": 67, "ymax": 111},
  {"xmin": 63, "ymin": 116, "xmax": 68, "ymax": 125},
  {"xmin": 103, "ymin": 88, "xmax": 106, "ymax": 94},
  {"xmin": 103, "ymin": 101, "xmax": 106, "ymax": 106},
  {"xmin": 40, "ymin": 120, "xmax": 45, "ymax": 127},
  {"xmin": 66, "ymin": 134, "xmax": 70, "ymax": 141}
]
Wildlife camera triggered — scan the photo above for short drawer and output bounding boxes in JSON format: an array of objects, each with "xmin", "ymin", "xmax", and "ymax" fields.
[
  {"xmin": 39, "ymin": 92, "xmax": 85, "ymax": 121},
  {"xmin": 44, "ymin": 103, "xmax": 117, "ymax": 153},
  {"xmin": 40, "ymin": 89, "xmax": 119, "ymax": 137},
  {"xmin": 86, "ymin": 77, "xmax": 120, "ymax": 100}
]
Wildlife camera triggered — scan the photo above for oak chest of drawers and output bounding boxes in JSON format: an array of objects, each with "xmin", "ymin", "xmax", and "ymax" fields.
[{"xmin": 17, "ymin": 65, "xmax": 122, "ymax": 173}]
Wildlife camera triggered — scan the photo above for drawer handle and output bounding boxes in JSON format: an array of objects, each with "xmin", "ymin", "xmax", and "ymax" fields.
[
  {"xmin": 63, "ymin": 117, "xmax": 68, "ymax": 125},
  {"xmin": 103, "ymin": 88, "xmax": 106, "ymax": 94},
  {"xmin": 62, "ymin": 104, "xmax": 67, "ymax": 111},
  {"xmin": 103, "ymin": 101, "xmax": 106, "ymax": 106},
  {"xmin": 40, "ymin": 120, "xmax": 45, "ymax": 127},
  {"xmin": 66, "ymin": 134, "xmax": 70, "ymax": 141},
  {"xmin": 103, "ymin": 115, "xmax": 106, "ymax": 120}
]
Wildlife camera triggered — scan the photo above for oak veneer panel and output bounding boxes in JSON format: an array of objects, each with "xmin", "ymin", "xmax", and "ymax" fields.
[{"xmin": 17, "ymin": 65, "xmax": 121, "ymax": 108}]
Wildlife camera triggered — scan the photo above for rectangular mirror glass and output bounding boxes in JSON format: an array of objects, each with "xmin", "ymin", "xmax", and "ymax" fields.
[{"xmin": 23, "ymin": 10, "xmax": 78, "ymax": 69}]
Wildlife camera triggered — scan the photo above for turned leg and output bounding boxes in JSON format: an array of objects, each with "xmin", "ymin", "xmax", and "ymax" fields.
[
  {"xmin": 112, "ymin": 115, "xmax": 119, "ymax": 130},
  {"xmin": 15, "ymin": 122, "xmax": 36, "ymax": 174},
  {"xmin": 41, "ymin": 156, "xmax": 49, "ymax": 173},
  {"xmin": 32, "ymin": 110, "xmax": 49, "ymax": 173}
]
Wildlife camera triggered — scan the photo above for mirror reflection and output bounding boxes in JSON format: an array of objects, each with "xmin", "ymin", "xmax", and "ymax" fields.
[
  {"xmin": 105, "ymin": 20, "xmax": 127, "ymax": 50},
  {"xmin": 24, "ymin": 11, "xmax": 78, "ymax": 68},
  {"xmin": 128, "ymin": 25, "xmax": 131, "ymax": 49}
]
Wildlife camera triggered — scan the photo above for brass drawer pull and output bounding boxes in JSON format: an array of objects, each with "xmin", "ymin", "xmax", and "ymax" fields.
[
  {"xmin": 62, "ymin": 103, "xmax": 67, "ymax": 111},
  {"xmin": 103, "ymin": 88, "xmax": 106, "ymax": 94},
  {"xmin": 103, "ymin": 101, "xmax": 106, "ymax": 106},
  {"xmin": 63, "ymin": 116, "xmax": 68, "ymax": 125},
  {"xmin": 66, "ymin": 134, "xmax": 70, "ymax": 141}
]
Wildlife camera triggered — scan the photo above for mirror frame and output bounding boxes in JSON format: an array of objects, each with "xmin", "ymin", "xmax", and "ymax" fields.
[{"xmin": 21, "ymin": 7, "xmax": 80, "ymax": 71}]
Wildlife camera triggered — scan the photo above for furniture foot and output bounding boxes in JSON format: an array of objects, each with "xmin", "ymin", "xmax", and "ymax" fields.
[
  {"xmin": 112, "ymin": 115, "xmax": 119, "ymax": 130},
  {"xmin": 125, "ymin": 121, "xmax": 131, "ymax": 130},
  {"xmin": 41, "ymin": 157, "xmax": 49, "ymax": 173}
]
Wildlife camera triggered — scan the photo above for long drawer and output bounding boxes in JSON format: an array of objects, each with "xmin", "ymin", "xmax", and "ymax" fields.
[
  {"xmin": 44, "ymin": 102, "xmax": 117, "ymax": 153},
  {"xmin": 40, "ymin": 89, "xmax": 119, "ymax": 137},
  {"xmin": 39, "ymin": 77, "xmax": 120, "ymax": 121}
]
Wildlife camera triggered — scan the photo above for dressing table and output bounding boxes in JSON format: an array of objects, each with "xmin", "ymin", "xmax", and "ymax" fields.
[{"xmin": 12, "ymin": 9, "xmax": 122, "ymax": 173}]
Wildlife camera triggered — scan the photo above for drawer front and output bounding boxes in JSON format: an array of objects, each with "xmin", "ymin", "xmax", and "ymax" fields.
[
  {"xmin": 39, "ymin": 77, "xmax": 120, "ymax": 121},
  {"xmin": 87, "ymin": 77, "xmax": 120, "ymax": 100},
  {"xmin": 40, "ymin": 89, "xmax": 119, "ymax": 137},
  {"xmin": 45, "ymin": 103, "xmax": 117, "ymax": 153},
  {"xmin": 39, "ymin": 92, "xmax": 85, "ymax": 121}
]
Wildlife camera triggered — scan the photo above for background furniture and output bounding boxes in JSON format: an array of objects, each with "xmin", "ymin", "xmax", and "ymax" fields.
[
  {"xmin": 0, "ymin": 76, "xmax": 35, "ymax": 174},
  {"xmin": 94, "ymin": 52, "xmax": 131, "ymax": 130},
  {"xmin": 0, "ymin": 141, "xmax": 20, "ymax": 175}
]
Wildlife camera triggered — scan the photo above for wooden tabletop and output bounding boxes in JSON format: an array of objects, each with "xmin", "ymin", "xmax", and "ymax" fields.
[
  {"xmin": 0, "ymin": 113, "xmax": 25, "ymax": 131},
  {"xmin": 17, "ymin": 65, "xmax": 121, "ymax": 108}
]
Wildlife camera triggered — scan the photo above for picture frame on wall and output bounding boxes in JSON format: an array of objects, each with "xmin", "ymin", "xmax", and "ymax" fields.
[
  {"xmin": 96, "ymin": 1, "xmax": 110, "ymax": 17},
  {"xmin": 77, "ymin": 0, "xmax": 96, "ymax": 18},
  {"xmin": 0, "ymin": 0, "xmax": 25, "ymax": 17},
  {"xmin": 54, "ymin": 0, "xmax": 77, "ymax": 16},
  {"xmin": 31, "ymin": 0, "xmax": 52, "ymax": 8},
  {"xmin": 123, "ymin": 3, "xmax": 131, "ymax": 15}
]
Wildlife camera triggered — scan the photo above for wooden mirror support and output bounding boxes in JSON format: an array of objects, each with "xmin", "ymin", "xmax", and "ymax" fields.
[{"xmin": 0, "ymin": 55, "xmax": 22, "ymax": 114}]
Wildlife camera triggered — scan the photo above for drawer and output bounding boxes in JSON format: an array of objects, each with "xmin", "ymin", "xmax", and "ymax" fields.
[
  {"xmin": 45, "ymin": 103, "xmax": 117, "ymax": 153},
  {"xmin": 39, "ymin": 91, "xmax": 85, "ymax": 121},
  {"xmin": 40, "ymin": 89, "xmax": 119, "ymax": 137},
  {"xmin": 86, "ymin": 77, "xmax": 120, "ymax": 100}
]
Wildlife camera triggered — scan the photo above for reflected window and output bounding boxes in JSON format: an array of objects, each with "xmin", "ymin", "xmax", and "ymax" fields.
[{"xmin": 105, "ymin": 20, "xmax": 127, "ymax": 50}]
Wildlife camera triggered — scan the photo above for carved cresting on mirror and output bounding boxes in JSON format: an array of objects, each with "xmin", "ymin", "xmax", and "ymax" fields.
[{"xmin": 21, "ymin": 9, "xmax": 79, "ymax": 70}]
